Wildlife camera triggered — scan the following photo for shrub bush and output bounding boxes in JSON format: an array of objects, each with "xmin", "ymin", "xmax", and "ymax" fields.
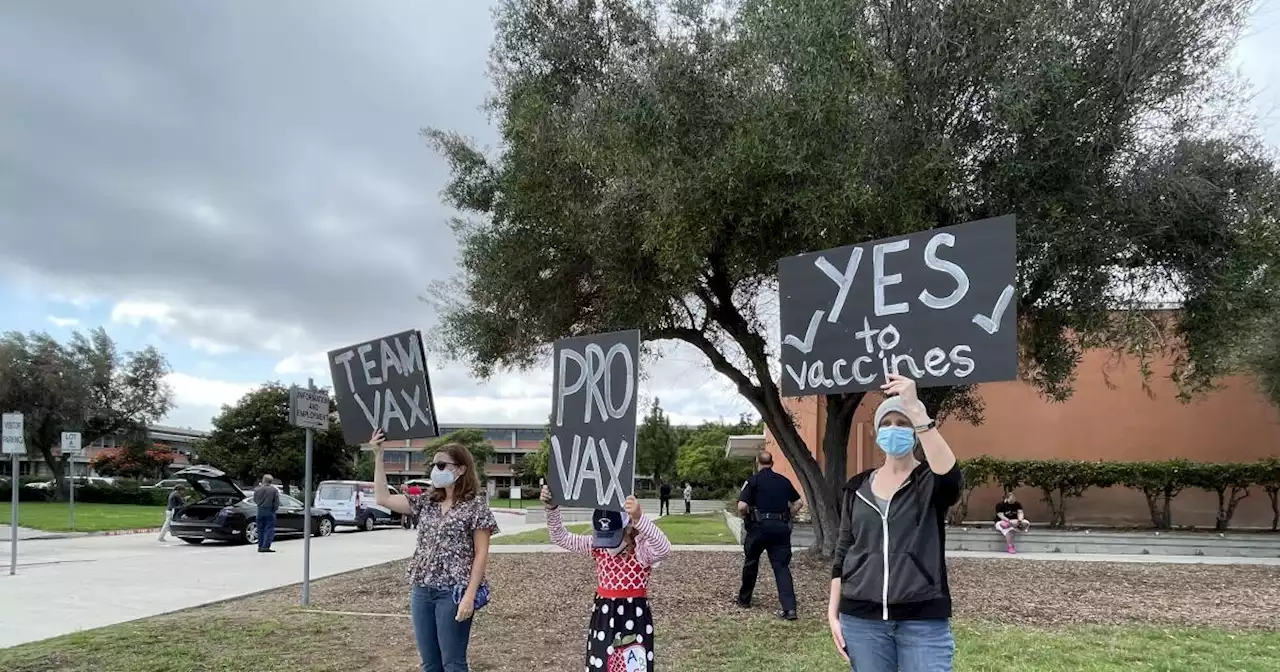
[{"xmin": 951, "ymin": 456, "xmax": 1280, "ymax": 531}]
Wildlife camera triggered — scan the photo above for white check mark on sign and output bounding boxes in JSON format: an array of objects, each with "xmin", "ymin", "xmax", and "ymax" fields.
[
  {"xmin": 972, "ymin": 285, "xmax": 1015, "ymax": 335},
  {"xmin": 783, "ymin": 309, "xmax": 825, "ymax": 354}
]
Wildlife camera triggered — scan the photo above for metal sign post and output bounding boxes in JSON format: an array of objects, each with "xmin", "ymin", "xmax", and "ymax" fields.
[
  {"xmin": 61, "ymin": 432, "xmax": 82, "ymax": 531},
  {"xmin": 289, "ymin": 380, "xmax": 329, "ymax": 606},
  {"xmin": 4, "ymin": 412, "xmax": 26, "ymax": 576}
]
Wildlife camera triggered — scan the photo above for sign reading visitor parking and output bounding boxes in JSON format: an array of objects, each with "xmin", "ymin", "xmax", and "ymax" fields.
[
  {"xmin": 289, "ymin": 387, "xmax": 331, "ymax": 431},
  {"xmin": 60, "ymin": 432, "xmax": 82, "ymax": 455},
  {"xmin": 548, "ymin": 330, "xmax": 639, "ymax": 512},
  {"xmin": 2, "ymin": 413, "xmax": 23, "ymax": 454},
  {"xmin": 328, "ymin": 329, "xmax": 440, "ymax": 446},
  {"xmin": 777, "ymin": 215, "xmax": 1017, "ymax": 396}
]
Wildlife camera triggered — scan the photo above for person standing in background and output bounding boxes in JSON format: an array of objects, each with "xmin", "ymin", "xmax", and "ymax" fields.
[
  {"xmin": 658, "ymin": 480, "xmax": 672, "ymax": 516},
  {"xmin": 158, "ymin": 483, "xmax": 186, "ymax": 542},
  {"xmin": 253, "ymin": 474, "xmax": 280, "ymax": 553},
  {"xmin": 682, "ymin": 482, "xmax": 693, "ymax": 515}
]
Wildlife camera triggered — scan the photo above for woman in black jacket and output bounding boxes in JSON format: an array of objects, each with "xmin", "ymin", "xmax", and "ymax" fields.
[{"xmin": 827, "ymin": 374, "xmax": 963, "ymax": 672}]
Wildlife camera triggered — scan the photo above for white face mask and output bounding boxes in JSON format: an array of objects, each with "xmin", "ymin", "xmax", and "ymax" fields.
[{"xmin": 430, "ymin": 467, "xmax": 456, "ymax": 488}]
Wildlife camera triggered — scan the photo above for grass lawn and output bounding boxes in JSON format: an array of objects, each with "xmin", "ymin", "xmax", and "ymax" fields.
[
  {"xmin": 487, "ymin": 498, "xmax": 541, "ymax": 510},
  {"xmin": 1, "ymin": 553, "xmax": 1277, "ymax": 671},
  {"xmin": 491, "ymin": 512, "xmax": 732, "ymax": 546},
  {"xmin": 0, "ymin": 502, "xmax": 165, "ymax": 532}
]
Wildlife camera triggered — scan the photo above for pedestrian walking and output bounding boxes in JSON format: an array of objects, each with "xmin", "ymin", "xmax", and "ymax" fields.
[
  {"xmin": 827, "ymin": 374, "xmax": 963, "ymax": 672},
  {"xmin": 157, "ymin": 483, "xmax": 186, "ymax": 542},
  {"xmin": 542, "ymin": 485, "xmax": 671, "ymax": 671},
  {"xmin": 253, "ymin": 474, "xmax": 280, "ymax": 553},
  {"xmin": 682, "ymin": 482, "xmax": 692, "ymax": 515},
  {"xmin": 370, "ymin": 429, "xmax": 498, "ymax": 672},
  {"xmin": 658, "ymin": 481, "xmax": 672, "ymax": 516},
  {"xmin": 735, "ymin": 452, "xmax": 801, "ymax": 620}
]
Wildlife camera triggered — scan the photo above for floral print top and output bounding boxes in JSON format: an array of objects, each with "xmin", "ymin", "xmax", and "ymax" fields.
[{"xmin": 405, "ymin": 495, "xmax": 499, "ymax": 589}]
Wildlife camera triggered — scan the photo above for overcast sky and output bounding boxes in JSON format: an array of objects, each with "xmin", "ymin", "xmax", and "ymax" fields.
[{"xmin": 1, "ymin": 0, "xmax": 1278, "ymax": 431}]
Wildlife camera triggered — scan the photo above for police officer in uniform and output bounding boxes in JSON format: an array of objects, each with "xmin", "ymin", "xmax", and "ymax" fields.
[{"xmin": 735, "ymin": 451, "xmax": 801, "ymax": 620}]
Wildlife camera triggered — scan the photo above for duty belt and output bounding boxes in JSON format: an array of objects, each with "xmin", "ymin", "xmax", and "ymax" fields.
[{"xmin": 757, "ymin": 512, "xmax": 789, "ymax": 521}]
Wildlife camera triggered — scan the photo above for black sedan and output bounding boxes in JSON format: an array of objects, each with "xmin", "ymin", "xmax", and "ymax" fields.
[{"xmin": 167, "ymin": 465, "xmax": 335, "ymax": 545}]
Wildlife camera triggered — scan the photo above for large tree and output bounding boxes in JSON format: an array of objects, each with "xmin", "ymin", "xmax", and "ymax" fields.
[
  {"xmin": 425, "ymin": 0, "xmax": 1280, "ymax": 553},
  {"xmin": 0, "ymin": 328, "xmax": 173, "ymax": 498},
  {"xmin": 198, "ymin": 383, "xmax": 355, "ymax": 491},
  {"xmin": 636, "ymin": 398, "xmax": 680, "ymax": 483}
]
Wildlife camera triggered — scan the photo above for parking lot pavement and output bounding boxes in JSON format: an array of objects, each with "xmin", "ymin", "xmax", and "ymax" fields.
[{"xmin": 0, "ymin": 511, "xmax": 533, "ymax": 648}]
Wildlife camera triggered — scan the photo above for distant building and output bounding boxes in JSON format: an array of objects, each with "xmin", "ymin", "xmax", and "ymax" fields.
[
  {"xmin": 380, "ymin": 422, "xmax": 546, "ymax": 493},
  {"xmin": 5, "ymin": 424, "xmax": 210, "ymax": 479}
]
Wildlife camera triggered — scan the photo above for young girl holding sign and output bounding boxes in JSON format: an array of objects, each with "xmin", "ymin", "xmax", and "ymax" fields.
[{"xmin": 542, "ymin": 485, "xmax": 672, "ymax": 671}]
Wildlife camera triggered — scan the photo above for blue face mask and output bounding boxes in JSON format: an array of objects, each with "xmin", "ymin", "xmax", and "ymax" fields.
[{"xmin": 876, "ymin": 426, "xmax": 916, "ymax": 458}]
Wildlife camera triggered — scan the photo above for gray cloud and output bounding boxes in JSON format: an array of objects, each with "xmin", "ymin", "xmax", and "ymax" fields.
[{"xmin": 0, "ymin": 0, "xmax": 756, "ymax": 426}]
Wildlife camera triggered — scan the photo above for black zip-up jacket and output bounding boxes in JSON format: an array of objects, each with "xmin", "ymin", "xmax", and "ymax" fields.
[{"xmin": 830, "ymin": 462, "xmax": 963, "ymax": 621}]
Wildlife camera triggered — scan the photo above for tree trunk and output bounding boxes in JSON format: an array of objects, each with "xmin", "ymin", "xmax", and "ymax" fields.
[
  {"xmin": 1160, "ymin": 489, "xmax": 1175, "ymax": 530},
  {"xmin": 819, "ymin": 393, "xmax": 862, "ymax": 554},
  {"xmin": 1142, "ymin": 489, "xmax": 1164, "ymax": 528},
  {"xmin": 1214, "ymin": 487, "xmax": 1249, "ymax": 532},
  {"xmin": 1268, "ymin": 487, "xmax": 1279, "ymax": 531}
]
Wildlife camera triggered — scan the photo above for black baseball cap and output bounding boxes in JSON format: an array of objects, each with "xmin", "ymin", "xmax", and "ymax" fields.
[{"xmin": 591, "ymin": 509, "xmax": 630, "ymax": 549}]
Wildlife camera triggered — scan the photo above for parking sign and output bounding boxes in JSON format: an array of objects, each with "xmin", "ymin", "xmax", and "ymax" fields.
[
  {"xmin": 2, "ymin": 413, "xmax": 23, "ymax": 455},
  {"xmin": 61, "ymin": 432, "xmax": 83, "ymax": 455}
]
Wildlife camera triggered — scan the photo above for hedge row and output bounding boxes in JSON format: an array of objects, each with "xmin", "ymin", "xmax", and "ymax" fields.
[{"xmin": 950, "ymin": 456, "xmax": 1280, "ymax": 531}]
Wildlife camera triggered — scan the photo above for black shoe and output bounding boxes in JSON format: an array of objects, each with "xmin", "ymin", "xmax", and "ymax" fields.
[
  {"xmin": 258, "ymin": 548, "xmax": 275, "ymax": 553},
  {"xmin": 777, "ymin": 610, "xmax": 798, "ymax": 621},
  {"xmin": 734, "ymin": 599, "xmax": 750, "ymax": 609}
]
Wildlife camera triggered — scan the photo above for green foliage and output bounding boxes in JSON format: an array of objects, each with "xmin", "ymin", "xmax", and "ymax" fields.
[
  {"xmin": 674, "ymin": 423, "xmax": 754, "ymax": 494},
  {"xmin": 198, "ymin": 383, "xmax": 355, "ymax": 489},
  {"xmin": 0, "ymin": 328, "xmax": 173, "ymax": 500},
  {"xmin": 426, "ymin": 428, "xmax": 495, "ymax": 484},
  {"xmin": 531, "ymin": 436, "xmax": 551, "ymax": 480},
  {"xmin": 88, "ymin": 435, "xmax": 176, "ymax": 479},
  {"xmin": 425, "ymin": 0, "xmax": 1280, "ymax": 552},
  {"xmin": 636, "ymin": 398, "xmax": 680, "ymax": 483},
  {"xmin": 954, "ymin": 456, "xmax": 1279, "ymax": 530}
]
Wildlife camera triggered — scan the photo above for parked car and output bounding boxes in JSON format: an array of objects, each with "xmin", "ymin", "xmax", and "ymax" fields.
[
  {"xmin": 141, "ymin": 478, "xmax": 188, "ymax": 491},
  {"xmin": 314, "ymin": 480, "xmax": 405, "ymax": 531},
  {"xmin": 25, "ymin": 476, "xmax": 117, "ymax": 491},
  {"xmin": 166, "ymin": 465, "xmax": 335, "ymax": 545}
]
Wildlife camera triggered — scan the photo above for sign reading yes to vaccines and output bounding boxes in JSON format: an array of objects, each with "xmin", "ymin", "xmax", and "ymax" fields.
[
  {"xmin": 777, "ymin": 215, "xmax": 1018, "ymax": 396},
  {"xmin": 547, "ymin": 329, "xmax": 639, "ymax": 512}
]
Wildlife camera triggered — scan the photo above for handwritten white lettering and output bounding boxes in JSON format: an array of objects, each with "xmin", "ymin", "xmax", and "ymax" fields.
[
  {"xmin": 872, "ymin": 239, "xmax": 911, "ymax": 316},
  {"xmin": 919, "ymin": 233, "xmax": 970, "ymax": 309},
  {"xmin": 815, "ymin": 249, "xmax": 863, "ymax": 324}
]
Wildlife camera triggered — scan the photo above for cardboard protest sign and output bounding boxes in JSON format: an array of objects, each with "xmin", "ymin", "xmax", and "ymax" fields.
[
  {"xmin": 327, "ymin": 329, "xmax": 440, "ymax": 445},
  {"xmin": 778, "ymin": 215, "xmax": 1017, "ymax": 396},
  {"xmin": 547, "ymin": 329, "xmax": 639, "ymax": 512}
]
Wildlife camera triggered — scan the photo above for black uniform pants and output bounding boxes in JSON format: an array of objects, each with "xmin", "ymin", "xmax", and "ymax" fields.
[
  {"xmin": 659, "ymin": 497, "xmax": 670, "ymax": 516},
  {"xmin": 737, "ymin": 519, "xmax": 796, "ymax": 612}
]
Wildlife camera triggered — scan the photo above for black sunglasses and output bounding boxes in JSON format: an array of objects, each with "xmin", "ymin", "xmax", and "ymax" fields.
[{"xmin": 432, "ymin": 461, "xmax": 458, "ymax": 471}]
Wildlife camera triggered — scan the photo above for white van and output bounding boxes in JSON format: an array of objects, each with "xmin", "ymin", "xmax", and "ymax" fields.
[{"xmin": 314, "ymin": 480, "xmax": 405, "ymax": 531}]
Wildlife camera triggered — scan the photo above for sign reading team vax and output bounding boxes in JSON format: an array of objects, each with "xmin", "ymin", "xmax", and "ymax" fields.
[
  {"xmin": 548, "ymin": 329, "xmax": 640, "ymax": 512},
  {"xmin": 778, "ymin": 215, "xmax": 1017, "ymax": 396},
  {"xmin": 328, "ymin": 329, "xmax": 440, "ymax": 445}
]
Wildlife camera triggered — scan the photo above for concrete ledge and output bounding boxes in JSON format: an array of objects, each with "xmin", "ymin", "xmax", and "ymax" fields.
[
  {"xmin": 724, "ymin": 510, "xmax": 744, "ymax": 543},
  {"xmin": 946, "ymin": 527, "xmax": 1280, "ymax": 558}
]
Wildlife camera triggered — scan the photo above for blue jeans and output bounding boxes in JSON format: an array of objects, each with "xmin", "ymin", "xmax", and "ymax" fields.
[
  {"xmin": 411, "ymin": 585, "xmax": 473, "ymax": 672},
  {"xmin": 839, "ymin": 614, "xmax": 954, "ymax": 672},
  {"xmin": 256, "ymin": 512, "xmax": 276, "ymax": 550}
]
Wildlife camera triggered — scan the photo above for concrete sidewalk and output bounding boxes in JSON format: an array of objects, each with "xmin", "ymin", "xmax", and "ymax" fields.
[{"xmin": 0, "ymin": 511, "xmax": 538, "ymax": 648}]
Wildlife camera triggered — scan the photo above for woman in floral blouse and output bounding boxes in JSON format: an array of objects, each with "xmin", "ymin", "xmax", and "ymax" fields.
[{"xmin": 371, "ymin": 429, "xmax": 498, "ymax": 672}]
